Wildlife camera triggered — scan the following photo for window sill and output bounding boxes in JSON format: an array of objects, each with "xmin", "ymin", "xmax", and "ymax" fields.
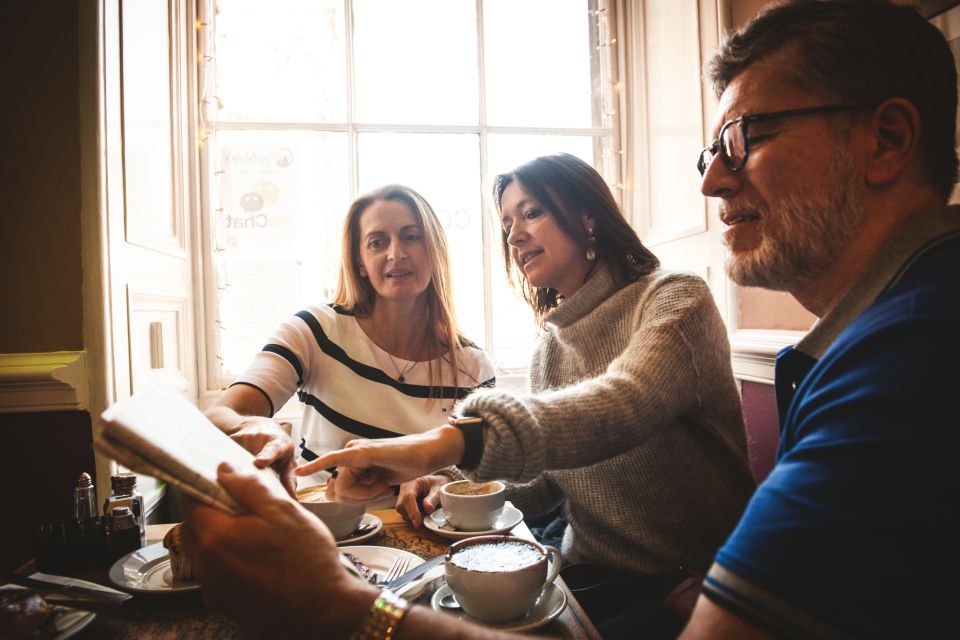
[{"xmin": 729, "ymin": 329, "xmax": 807, "ymax": 385}]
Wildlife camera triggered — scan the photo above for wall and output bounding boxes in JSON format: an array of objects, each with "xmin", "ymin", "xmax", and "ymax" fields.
[
  {"xmin": 0, "ymin": 1, "xmax": 94, "ymax": 570},
  {"xmin": 1, "ymin": 0, "xmax": 84, "ymax": 352}
]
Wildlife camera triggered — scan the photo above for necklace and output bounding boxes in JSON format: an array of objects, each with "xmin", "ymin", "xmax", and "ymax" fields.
[
  {"xmin": 371, "ymin": 321, "xmax": 422, "ymax": 383},
  {"xmin": 386, "ymin": 352, "xmax": 418, "ymax": 383}
]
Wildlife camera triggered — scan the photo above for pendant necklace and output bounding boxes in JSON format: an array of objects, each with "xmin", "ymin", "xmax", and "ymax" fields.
[
  {"xmin": 387, "ymin": 352, "xmax": 418, "ymax": 383},
  {"xmin": 373, "ymin": 322, "xmax": 421, "ymax": 383}
]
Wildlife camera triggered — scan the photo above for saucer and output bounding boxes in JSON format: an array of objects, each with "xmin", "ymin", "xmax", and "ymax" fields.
[
  {"xmin": 424, "ymin": 503, "xmax": 523, "ymax": 539},
  {"xmin": 108, "ymin": 541, "xmax": 201, "ymax": 594},
  {"xmin": 430, "ymin": 582, "xmax": 567, "ymax": 632},
  {"xmin": 336, "ymin": 513, "xmax": 382, "ymax": 546}
]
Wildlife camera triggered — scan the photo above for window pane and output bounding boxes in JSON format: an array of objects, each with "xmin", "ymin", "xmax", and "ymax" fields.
[
  {"xmin": 486, "ymin": 135, "xmax": 598, "ymax": 368},
  {"xmin": 484, "ymin": 0, "xmax": 595, "ymax": 127},
  {"xmin": 214, "ymin": 0, "xmax": 346, "ymax": 123},
  {"xmin": 353, "ymin": 0, "xmax": 478, "ymax": 125},
  {"xmin": 213, "ymin": 130, "xmax": 350, "ymax": 374},
  {"xmin": 358, "ymin": 133, "xmax": 484, "ymax": 348}
]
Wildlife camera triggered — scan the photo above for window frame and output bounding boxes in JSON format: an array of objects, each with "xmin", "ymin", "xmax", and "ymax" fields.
[{"xmin": 195, "ymin": 0, "xmax": 624, "ymax": 396}]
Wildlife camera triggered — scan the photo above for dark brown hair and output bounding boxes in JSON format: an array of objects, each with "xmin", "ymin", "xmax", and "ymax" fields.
[
  {"xmin": 492, "ymin": 153, "xmax": 659, "ymax": 321},
  {"xmin": 707, "ymin": 0, "xmax": 958, "ymax": 201}
]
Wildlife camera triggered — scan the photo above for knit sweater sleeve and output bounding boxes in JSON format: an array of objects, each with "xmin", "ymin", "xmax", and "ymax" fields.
[{"xmin": 459, "ymin": 273, "xmax": 724, "ymax": 484}]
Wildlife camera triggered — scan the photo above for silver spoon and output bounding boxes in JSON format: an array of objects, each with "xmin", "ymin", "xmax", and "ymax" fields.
[{"xmin": 438, "ymin": 593, "xmax": 462, "ymax": 610}]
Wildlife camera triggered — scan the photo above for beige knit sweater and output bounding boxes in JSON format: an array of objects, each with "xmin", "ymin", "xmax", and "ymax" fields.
[{"xmin": 459, "ymin": 266, "xmax": 755, "ymax": 574}]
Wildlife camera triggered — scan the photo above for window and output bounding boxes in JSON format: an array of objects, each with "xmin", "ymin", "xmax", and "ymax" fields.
[{"xmin": 198, "ymin": 0, "xmax": 620, "ymax": 386}]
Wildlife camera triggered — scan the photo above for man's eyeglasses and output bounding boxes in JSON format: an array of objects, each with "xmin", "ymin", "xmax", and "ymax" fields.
[{"xmin": 697, "ymin": 104, "xmax": 867, "ymax": 177}]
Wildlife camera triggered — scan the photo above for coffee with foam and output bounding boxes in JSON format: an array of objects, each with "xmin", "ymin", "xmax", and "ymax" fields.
[
  {"xmin": 451, "ymin": 540, "xmax": 542, "ymax": 572},
  {"xmin": 296, "ymin": 484, "xmax": 329, "ymax": 503},
  {"xmin": 444, "ymin": 481, "xmax": 501, "ymax": 496}
]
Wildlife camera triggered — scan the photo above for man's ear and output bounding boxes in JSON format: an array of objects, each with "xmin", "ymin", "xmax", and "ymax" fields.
[{"xmin": 865, "ymin": 98, "xmax": 921, "ymax": 188}]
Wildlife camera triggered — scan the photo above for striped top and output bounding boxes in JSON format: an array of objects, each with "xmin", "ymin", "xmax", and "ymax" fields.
[{"xmin": 233, "ymin": 304, "xmax": 496, "ymax": 483}]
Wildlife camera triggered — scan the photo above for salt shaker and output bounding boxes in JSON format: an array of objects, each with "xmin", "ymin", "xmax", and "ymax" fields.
[{"xmin": 73, "ymin": 472, "xmax": 96, "ymax": 520}]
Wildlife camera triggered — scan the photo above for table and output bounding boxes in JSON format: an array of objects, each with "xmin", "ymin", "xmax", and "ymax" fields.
[{"xmin": 27, "ymin": 510, "xmax": 601, "ymax": 639}]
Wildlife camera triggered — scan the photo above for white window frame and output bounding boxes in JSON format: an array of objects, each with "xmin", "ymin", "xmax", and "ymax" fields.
[{"xmin": 194, "ymin": 0, "xmax": 624, "ymax": 399}]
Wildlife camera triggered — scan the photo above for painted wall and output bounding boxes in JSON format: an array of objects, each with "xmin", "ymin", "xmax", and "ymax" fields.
[
  {"xmin": 0, "ymin": 0, "xmax": 93, "ymax": 571},
  {"xmin": 1, "ymin": 0, "xmax": 84, "ymax": 352}
]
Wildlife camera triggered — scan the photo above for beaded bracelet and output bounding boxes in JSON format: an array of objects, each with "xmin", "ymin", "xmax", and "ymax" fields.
[{"xmin": 349, "ymin": 589, "xmax": 410, "ymax": 640}]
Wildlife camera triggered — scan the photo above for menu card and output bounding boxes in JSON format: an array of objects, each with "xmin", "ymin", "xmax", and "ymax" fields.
[{"xmin": 95, "ymin": 383, "xmax": 274, "ymax": 515}]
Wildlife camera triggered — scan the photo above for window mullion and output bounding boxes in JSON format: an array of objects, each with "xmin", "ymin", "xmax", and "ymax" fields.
[{"xmin": 345, "ymin": 0, "xmax": 359, "ymax": 199}]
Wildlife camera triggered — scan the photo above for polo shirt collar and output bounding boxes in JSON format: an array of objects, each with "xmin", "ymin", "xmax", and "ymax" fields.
[{"xmin": 794, "ymin": 204, "xmax": 960, "ymax": 360}]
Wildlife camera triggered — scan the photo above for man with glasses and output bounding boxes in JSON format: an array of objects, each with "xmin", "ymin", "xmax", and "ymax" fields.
[{"xmin": 684, "ymin": 0, "xmax": 960, "ymax": 637}]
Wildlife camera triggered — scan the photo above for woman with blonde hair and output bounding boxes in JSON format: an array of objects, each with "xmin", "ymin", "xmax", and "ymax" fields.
[{"xmin": 206, "ymin": 184, "xmax": 495, "ymax": 496}]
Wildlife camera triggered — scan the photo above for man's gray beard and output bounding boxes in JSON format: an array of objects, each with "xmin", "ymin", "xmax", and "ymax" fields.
[{"xmin": 725, "ymin": 152, "xmax": 865, "ymax": 292}]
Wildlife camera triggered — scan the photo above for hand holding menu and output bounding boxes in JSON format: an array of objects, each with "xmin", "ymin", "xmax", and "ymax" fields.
[{"xmin": 95, "ymin": 383, "xmax": 276, "ymax": 515}]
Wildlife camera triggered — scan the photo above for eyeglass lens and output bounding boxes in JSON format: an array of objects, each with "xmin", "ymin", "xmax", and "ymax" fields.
[{"xmin": 721, "ymin": 120, "xmax": 747, "ymax": 171}]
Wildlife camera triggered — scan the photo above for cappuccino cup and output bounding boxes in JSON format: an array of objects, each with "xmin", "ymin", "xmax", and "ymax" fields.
[
  {"xmin": 445, "ymin": 535, "xmax": 561, "ymax": 624},
  {"xmin": 440, "ymin": 480, "xmax": 505, "ymax": 531},
  {"xmin": 296, "ymin": 484, "xmax": 364, "ymax": 540}
]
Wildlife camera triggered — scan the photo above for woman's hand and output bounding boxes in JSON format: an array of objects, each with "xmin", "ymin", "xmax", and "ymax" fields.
[
  {"xmin": 396, "ymin": 475, "xmax": 448, "ymax": 529},
  {"xmin": 297, "ymin": 426, "xmax": 465, "ymax": 503},
  {"xmin": 228, "ymin": 417, "xmax": 297, "ymax": 497},
  {"xmin": 205, "ymin": 386, "xmax": 297, "ymax": 497},
  {"xmin": 181, "ymin": 462, "xmax": 377, "ymax": 638}
]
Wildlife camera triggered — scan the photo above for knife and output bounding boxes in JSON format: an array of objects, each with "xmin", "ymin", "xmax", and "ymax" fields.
[
  {"xmin": 1, "ymin": 572, "xmax": 132, "ymax": 604},
  {"xmin": 385, "ymin": 554, "xmax": 445, "ymax": 592}
]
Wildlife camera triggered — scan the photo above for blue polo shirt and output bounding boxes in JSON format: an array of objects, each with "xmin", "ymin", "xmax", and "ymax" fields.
[{"xmin": 703, "ymin": 207, "xmax": 960, "ymax": 638}]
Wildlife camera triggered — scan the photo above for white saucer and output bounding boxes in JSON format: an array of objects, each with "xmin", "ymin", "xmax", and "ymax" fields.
[
  {"xmin": 108, "ymin": 541, "xmax": 201, "ymax": 594},
  {"xmin": 430, "ymin": 582, "xmax": 567, "ymax": 632},
  {"xmin": 424, "ymin": 503, "xmax": 523, "ymax": 539},
  {"xmin": 336, "ymin": 513, "xmax": 383, "ymax": 546},
  {"xmin": 340, "ymin": 545, "xmax": 444, "ymax": 599}
]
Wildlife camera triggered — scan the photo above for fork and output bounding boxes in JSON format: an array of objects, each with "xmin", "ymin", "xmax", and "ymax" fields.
[{"xmin": 377, "ymin": 555, "xmax": 411, "ymax": 587}]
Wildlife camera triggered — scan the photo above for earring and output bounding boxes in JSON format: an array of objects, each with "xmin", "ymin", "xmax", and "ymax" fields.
[
  {"xmin": 585, "ymin": 227, "xmax": 597, "ymax": 261},
  {"xmin": 359, "ymin": 267, "xmax": 367, "ymax": 277}
]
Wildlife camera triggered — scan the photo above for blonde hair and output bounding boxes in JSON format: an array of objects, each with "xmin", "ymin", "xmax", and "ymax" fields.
[{"xmin": 333, "ymin": 185, "xmax": 466, "ymax": 402}]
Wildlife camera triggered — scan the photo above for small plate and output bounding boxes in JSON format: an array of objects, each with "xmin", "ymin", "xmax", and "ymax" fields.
[
  {"xmin": 424, "ymin": 503, "xmax": 523, "ymax": 539},
  {"xmin": 1, "ymin": 583, "xmax": 101, "ymax": 640},
  {"xmin": 336, "ymin": 513, "xmax": 383, "ymax": 546},
  {"xmin": 430, "ymin": 582, "xmax": 567, "ymax": 632},
  {"xmin": 108, "ymin": 541, "xmax": 201, "ymax": 594},
  {"xmin": 340, "ymin": 546, "xmax": 443, "ymax": 599}
]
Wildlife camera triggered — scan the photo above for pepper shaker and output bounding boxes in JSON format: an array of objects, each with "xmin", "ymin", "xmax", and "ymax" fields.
[{"xmin": 73, "ymin": 472, "xmax": 96, "ymax": 520}]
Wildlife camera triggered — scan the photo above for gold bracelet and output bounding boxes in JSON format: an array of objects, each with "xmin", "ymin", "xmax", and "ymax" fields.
[{"xmin": 349, "ymin": 589, "xmax": 410, "ymax": 640}]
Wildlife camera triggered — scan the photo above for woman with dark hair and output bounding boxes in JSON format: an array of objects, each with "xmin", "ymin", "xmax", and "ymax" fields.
[
  {"xmin": 206, "ymin": 184, "xmax": 495, "ymax": 496},
  {"xmin": 304, "ymin": 154, "xmax": 754, "ymax": 636}
]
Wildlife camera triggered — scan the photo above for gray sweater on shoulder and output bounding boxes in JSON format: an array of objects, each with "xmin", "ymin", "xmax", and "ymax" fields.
[{"xmin": 459, "ymin": 266, "xmax": 755, "ymax": 574}]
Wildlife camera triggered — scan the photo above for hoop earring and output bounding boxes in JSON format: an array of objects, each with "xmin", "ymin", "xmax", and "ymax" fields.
[{"xmin": 585, "ymin": 228, "xmax": 597, "ymax": 261}]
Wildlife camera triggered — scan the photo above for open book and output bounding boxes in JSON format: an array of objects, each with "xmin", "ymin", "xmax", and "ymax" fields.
[{"xmin": 95, "ymin": 383, "xmax": 276, "ymax": 515}]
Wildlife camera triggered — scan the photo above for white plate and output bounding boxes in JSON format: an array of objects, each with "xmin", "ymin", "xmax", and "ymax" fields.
[
  {"xmin": 339, "ymin": 545, "xmax": 443, "ymax": 600},
  {"xmin": 1, "ymin": 583, "xmax": 99, "ymax": 640},
  {"xmin": 335, "ymin": 513, "xmax": 383, "ymax": 546},
  {"xmin": 430, "ymin": 582, "xmax": 567, "ymax": 632},
  {"xmin": 108, "ymin": 541, "xmax": 201, "ymax": 594},
  {"xmin": 424, "ymin": 503, "xmax": 523, "ymax": 539}
]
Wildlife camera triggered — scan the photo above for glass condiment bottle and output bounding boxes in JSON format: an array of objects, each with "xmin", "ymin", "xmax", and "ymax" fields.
[
  {"xmin": 103, "ymin": 472, "xmax": 145, "ymax": 545},
  {"xmin": 73, "ymin": 472, "xmax": 96, "ymax": 520},
  {"xmin": 108, "ymin": 506, "xmax": 140, "ymax": 561}
]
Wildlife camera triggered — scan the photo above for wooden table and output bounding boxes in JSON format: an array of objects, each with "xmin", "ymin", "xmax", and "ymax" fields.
[{"xmin": 37, "ymin": 510, "xmax": 600, "ymax": 639}]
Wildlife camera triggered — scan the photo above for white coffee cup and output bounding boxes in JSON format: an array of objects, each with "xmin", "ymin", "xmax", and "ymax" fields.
[
  {"xmin": 440, "ymin": 480, "xmax": 505, "ymax": 531},
  {"xmin": 296, "ymin": 484, "xmax": 365, "ymax": 540},
  {"xmin": 444, "ymin": 535, "xmax": 561, "ymax": 624}
]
